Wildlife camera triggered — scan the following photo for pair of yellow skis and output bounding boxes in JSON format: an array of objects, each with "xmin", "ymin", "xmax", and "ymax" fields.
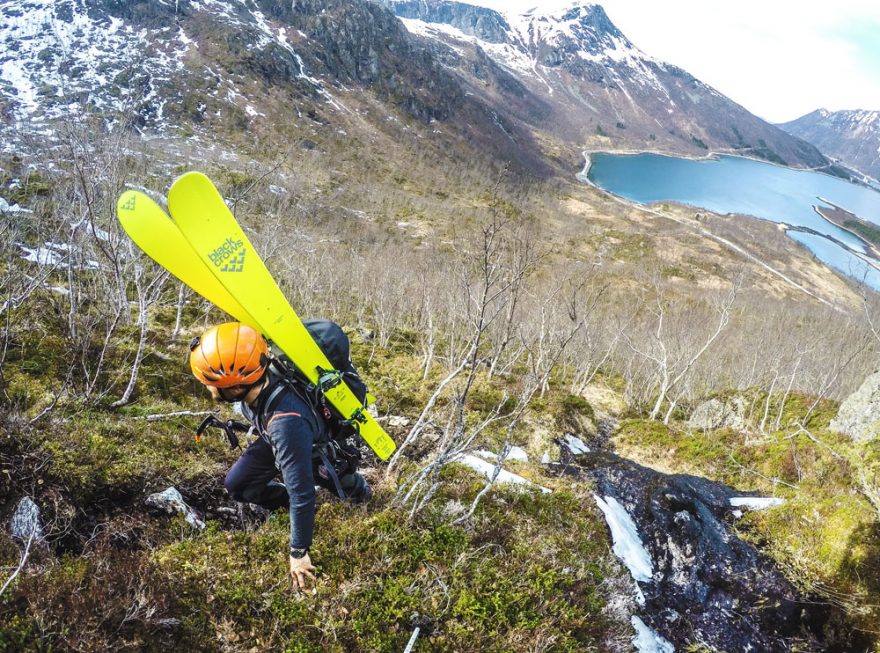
[{"xmin": 116, "ymin": 173, "xmax": 395, "ymax": 460}]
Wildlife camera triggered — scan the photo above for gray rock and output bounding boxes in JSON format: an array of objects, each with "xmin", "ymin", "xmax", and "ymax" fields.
[
  {"xmin": 10, "ymin": 497, "xmax": 44, "ymax": 543},
  {"xmin": 145, "ymin": 487, "xmax": 205, "ymax": 530},
  {"xmin": 386, "ymin": 415, "xmax": 411, "ymax": 428},
  {"xmin": 831, "ymin": 370, "xmax": 880, "ymax": 442},
  {"xmin": 687, "ymin": 396, "xmax": 747, "ymax": 431},
  {"xmin": 385, "ymin": 1, "xmax": 512, "ymax": 43}
]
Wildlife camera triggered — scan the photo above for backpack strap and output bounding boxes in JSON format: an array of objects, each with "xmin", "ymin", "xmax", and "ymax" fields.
[
  {"xmin": 253, "ymin": 376, "xmax": 289, "ymax": 436},
  {"xmin": 317, "ymin": 445, "xmax": 347, "ymax": 499},
  {"xmin": 257, "ymin": 367, "xmax": 330, "ymax": 446}
]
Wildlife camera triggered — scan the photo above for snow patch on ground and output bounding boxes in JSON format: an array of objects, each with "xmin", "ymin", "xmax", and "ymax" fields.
[
  {"xmin": 562, "ymin": 434, "xmax": 590, "ymax": 454},
  {"xmin": 729, "ymin": 497, "xmax": 784, "ymax": 510},
  {"xmin": 455, "ymin": 454, "xmax": 551, "ymax": 493},
  {"xmin": 0, "ymin": 197, "xmax": 32, "ymax": 213},
  {"xmin": 18, "ymin": 244, "xmax": 64, "ymax": 266},
  {"xmin": 473, "ymin": 446, "xmax": 529, "ymax": 462},
  {"xmin": 631, "ymin": 616, "xmax": 674, "ymax": 653},
  {"xmin": 593, "ymin": 495, "xmax": 653, "ymax": 583},
  {"xmin": 17, "ymin": 241, "xmax": 100, "ymax": 269}
]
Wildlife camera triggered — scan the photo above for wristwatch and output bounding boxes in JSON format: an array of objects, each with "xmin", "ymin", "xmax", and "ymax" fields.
[{"xmin": 290, "ymin": 546, "xmax": 309, "ymax": 559}]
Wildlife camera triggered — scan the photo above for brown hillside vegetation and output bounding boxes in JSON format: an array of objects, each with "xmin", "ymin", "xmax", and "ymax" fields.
[{"xmin": 2, "ymin": 104, "xmax": 879, "ymax": 650}]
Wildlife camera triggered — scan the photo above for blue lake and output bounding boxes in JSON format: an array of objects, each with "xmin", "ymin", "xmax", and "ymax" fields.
[{"xmin": 584, "ymin": 152, "xmax": 880, "ymax": 289}]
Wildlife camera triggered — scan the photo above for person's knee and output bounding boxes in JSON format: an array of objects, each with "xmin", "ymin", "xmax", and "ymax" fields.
[{"xmin": 224, "ymin": 469, "xmax": 249, "ymax": 502}]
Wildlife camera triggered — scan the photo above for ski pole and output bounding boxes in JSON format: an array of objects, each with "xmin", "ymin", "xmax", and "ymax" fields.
[
  {"xmin": 403, "ymin": 613, "xmax": 433, "ymax": 652},
  {"xmin": 403, "ymin": 626, "xmax": 420, "ymax": 653}
]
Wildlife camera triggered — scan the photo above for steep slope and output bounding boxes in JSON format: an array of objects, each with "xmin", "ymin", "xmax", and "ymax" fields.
[
  {"xmin": 0, "ymin": 0, "xmax": 550, "ymax": 175},
  {"xmin": 385, "ymin": 0, "xmax": 830, "ymax": 168},
  {"xmin": 780, "ymin": 109, "xmax": 880, "ymax": 181}
]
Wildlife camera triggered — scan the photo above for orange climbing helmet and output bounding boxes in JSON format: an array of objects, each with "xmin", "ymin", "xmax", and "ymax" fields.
[{"xmin": 189, "ymin": 322, "xmax": 269, "ymax": 388}]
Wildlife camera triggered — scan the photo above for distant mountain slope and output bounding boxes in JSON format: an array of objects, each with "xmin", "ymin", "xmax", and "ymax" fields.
[
  {"xmin": 779, "ymin": 109, "xmax": 880, "ymax": 180},
  {"xmin": 0, "ymin": 0, "xmax": 830, "ymax": 174},
  {"xmin": 0, "ymin": 0, "xmax": 550, "ymax": 174},
  {"xmin": 384, "ymin": 0, "xmax": 830, "ymax": 169}
]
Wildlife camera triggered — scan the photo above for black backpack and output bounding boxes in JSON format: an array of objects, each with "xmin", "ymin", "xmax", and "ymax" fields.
[{"xmin": 267, "ymin": 318, "xmax": 371, "ymax": 441}]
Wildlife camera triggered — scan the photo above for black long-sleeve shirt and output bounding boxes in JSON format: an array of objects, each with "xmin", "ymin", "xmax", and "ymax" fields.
[{"xmin": 242, "ymin": 380, "xmax": 323, "ymax": 550}]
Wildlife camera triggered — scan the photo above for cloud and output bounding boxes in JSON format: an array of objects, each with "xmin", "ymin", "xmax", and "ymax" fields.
[{"xmin": 596, "ymin": 0, "xmax": 880, "ymax": 121}]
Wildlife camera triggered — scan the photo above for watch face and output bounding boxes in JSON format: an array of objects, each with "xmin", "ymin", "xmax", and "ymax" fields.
[{"xmin": 290, "ymin": 547, "xmax": 308, "ymax": 558}]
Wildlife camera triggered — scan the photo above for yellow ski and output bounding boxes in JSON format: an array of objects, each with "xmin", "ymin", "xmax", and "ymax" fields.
[
  {"xmin": 116, "ymin": 190, "xmax": 259, "ymax": 327},
  {"xmin": 166, "ymin": 172, "xmax": 396, "ymax": 460}
]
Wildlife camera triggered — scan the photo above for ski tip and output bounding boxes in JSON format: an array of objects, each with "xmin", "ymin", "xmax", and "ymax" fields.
[
  {"xmin": 171, "ymin": 170, "xmax": 215, "ymax": 189},
  {"xmin": 116, "ymin": 189, "xmax": 142, "ymax": 217},
  {"xmin": 116, "ymin": 190, "xmax": 169, "ymax": 223}
]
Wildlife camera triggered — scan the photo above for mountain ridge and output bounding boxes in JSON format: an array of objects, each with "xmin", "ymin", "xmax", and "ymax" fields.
[
  {"xmin": 779, "ymin": 108, "xmax": 880, "ymax": 181},
  {"xmin": 0, "ymin": 0, "xmax": 832, "ymax": 174},
  {"xmin": 384, "ymin": 0, "xmax": 831, "ymax": 170}
]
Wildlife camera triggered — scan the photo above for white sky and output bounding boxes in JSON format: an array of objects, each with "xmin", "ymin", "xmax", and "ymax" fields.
[{"xmin": 463, "ymin": 0, "xmax": 880, "ymax": 123}]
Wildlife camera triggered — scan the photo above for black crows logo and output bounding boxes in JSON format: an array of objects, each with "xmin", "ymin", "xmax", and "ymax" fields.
[
  {"xmin": 220, "ymin": 248, "xmax": 246, "ymax": 273},
  {"xmin": 209, "ymin": 236, "xmax": 246, "ymax": 272}
]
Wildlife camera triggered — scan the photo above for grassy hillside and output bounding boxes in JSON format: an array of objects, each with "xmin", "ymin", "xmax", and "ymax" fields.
[{"xmin": 2, "ymin": 110, "xmax": 880, "ymax": 650}]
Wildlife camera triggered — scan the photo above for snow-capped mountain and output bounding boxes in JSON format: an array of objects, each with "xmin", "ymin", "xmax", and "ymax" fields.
[
  {"xmin": 0, "ymin": 0, "xmax": 828, "ymax": 172},
  {"xmin": 384, "ymin": 0, "xmax": 829, "ymax": 168},
  {"xmin": 0, "ymin": 0, "xmax": 553, "ymax": 173},
  {"xmin": 779, "ymin": 109, "xmax": 880, "ymax": 181}
]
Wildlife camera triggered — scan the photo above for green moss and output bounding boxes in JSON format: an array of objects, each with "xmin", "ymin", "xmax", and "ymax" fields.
[
  {"xmin": 554, "ymin": 393, "xmax": 595, "ymax": 435},
  {"xmin": 145, "ymin": 475, "xmax": 618, "ymax": 651},
  {"xmin": 661, "ymin": 264, "xmax": 697, "ymax": 281},
  {"xmin": 0, "ymin": 551, "xmax": 198, "ymax": 651},
  {"xmin": 604, "ymin": 229, "xmax": 651, "ymax": 262},
  {"xmin": 34, "ymin": 402, "xmax": 227, "ymax": 504},
  {"xmin": 0, "ymin": 170, "xmax": 52, "ymax": 206}
]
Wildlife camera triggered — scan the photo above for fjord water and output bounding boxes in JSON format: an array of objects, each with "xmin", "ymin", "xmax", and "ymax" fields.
[{"xmin": 586, "ymin": 153, "xmax": 880, "ymax": 288}]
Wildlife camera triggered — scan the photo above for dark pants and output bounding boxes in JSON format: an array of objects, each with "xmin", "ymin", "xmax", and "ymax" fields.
[{"xmin": 224, "ymin": 436, "xmax": 367, "ymax": 507}]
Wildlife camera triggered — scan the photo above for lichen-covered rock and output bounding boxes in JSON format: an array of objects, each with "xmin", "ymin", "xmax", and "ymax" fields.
[
  {"xmin": 145, "ymin": 487, "xmax": 205, "ymax": 530},
  {"xmin": 830, "ymin": 371, "xmax": 880, "ymax": 442},
  {"xmin": 687, "ymin": 396, "xmax": 747, "ymax": 431},
  {"xmin": 10, "ymin": 497, "xmax": 44, "ymax": 543}
]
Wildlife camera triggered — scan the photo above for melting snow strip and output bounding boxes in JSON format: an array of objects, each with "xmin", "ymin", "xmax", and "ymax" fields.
[
  {"xmin": 594, "ymin": 495, "xmax": 653, "ymax": 584},
  {"xmin": 631, "ymin": 616, "xmax": 674, "ymax": 653},
  {"xmin": 729, "ymin": 497, "xmax": 785, "ymax": 510},
  {"xmin": 455, "ymin": 454, "xmax": 551, "ymax": 493}
]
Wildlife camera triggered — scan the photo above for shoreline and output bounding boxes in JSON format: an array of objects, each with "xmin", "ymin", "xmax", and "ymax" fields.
[
  {"xmin": 578, "ymin": 147, "xmax": 874, "ymax": 183},
  {"xmin": 572, "ymin": 151, "xmax": 878, "ymax": 303}
]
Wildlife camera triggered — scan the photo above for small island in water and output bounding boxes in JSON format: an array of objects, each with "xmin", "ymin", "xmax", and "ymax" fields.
[{"xmin": 814, "ymin": 199, "xmax": 880, "ymax": 260}]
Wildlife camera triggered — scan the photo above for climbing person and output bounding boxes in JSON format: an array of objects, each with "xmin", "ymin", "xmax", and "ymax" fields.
[{"xmin": 189, "ymin": 322, "xmax": 372, "ymax": 590}]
